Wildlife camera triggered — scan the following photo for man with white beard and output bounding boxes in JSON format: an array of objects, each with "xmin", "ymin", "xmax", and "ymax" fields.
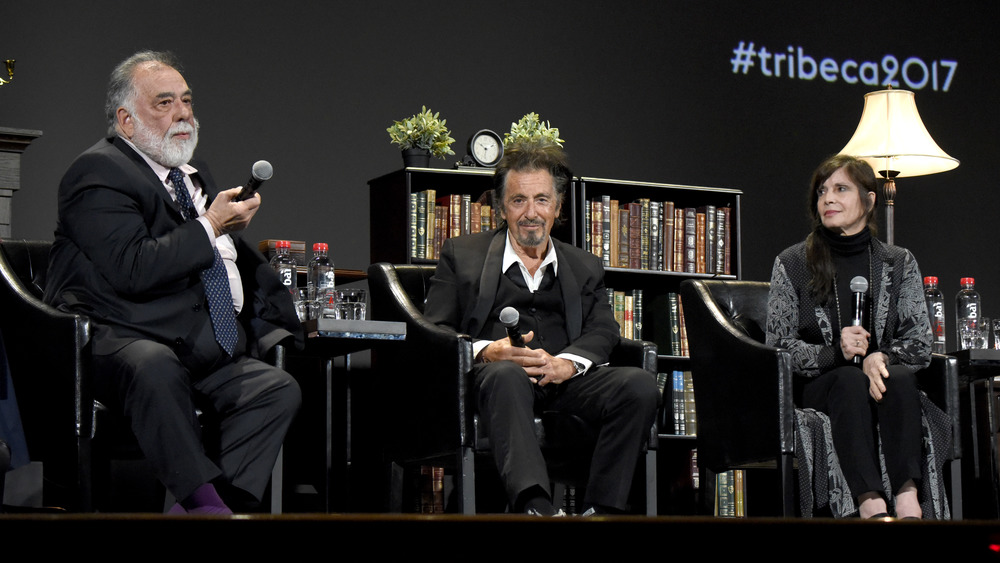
[{"xmin": 44, "ymin": 51, "xmax": 302, "ymax": 514}]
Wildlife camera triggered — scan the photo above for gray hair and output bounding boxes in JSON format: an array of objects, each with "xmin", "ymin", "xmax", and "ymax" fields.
[{"xmin": 105, "ymin": 50, "xmax": 183, "ymax": 136}]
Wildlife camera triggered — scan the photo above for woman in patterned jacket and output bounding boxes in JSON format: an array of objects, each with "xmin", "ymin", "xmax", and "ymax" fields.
[{"xmin": 766, "ymin": 154, "xmax": 932, "ymax": 519}]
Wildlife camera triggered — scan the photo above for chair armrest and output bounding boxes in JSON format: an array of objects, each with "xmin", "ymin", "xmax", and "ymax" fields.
[{"xmin": 609, "ymin": 338, "xmax": 658, "ymax": 374}]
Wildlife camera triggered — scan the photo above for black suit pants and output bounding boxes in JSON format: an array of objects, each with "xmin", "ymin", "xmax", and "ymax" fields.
[
  {"xmin": 94, "ymin": 338, "xmax": 301, "ymax": 504},
  {"xmin": 473, "ymin": 360, "xmax": 658, "ymax": 511}
]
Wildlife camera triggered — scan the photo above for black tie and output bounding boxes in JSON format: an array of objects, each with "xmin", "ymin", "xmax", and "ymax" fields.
[{"xmin": 168, "ymin": 168, "xmax": 239, "ymax": 356}]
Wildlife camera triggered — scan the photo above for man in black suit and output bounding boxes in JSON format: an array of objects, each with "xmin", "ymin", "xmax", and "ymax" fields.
[
  {"xmin": 44, "ymin": 50, "xmax": 301, "ymax": 514},
  {"xmin": 423, "ymin": 141, "xmax": 660, "ymax": 516}
]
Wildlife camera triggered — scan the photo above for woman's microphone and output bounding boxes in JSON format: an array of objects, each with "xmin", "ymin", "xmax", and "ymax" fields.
[{"xmin": 850, "ymin": 276, "xmax": 869, "ymax": 365}]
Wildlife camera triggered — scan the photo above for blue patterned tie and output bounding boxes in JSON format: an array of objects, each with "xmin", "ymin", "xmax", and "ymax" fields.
[{"xmin": 169, "ymin": 168, "xmax": 240, "ymax": 356}]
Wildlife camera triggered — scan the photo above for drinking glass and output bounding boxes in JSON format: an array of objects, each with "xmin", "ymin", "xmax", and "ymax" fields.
[
  {"xmin": 335, "ymin": 288, "xmax": 367, "ymax": 320},
  {"xmin": 960, "ymin": 318, "xmax": 988, "ymax": 350}
]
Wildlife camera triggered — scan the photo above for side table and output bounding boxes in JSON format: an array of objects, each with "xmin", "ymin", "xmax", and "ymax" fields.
[
  {"xmin": 284, "ymin": 318, "xmax": 405, "ymax": 512},
  {"xmin": 951, "ymin": 348, "xmax": 1000, "ymax": 519}
]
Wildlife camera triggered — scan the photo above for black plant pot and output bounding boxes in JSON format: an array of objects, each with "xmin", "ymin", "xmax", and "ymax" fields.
[{"xmin": 402, "ymin": 148, "xmax": 431, "ymax": 168}]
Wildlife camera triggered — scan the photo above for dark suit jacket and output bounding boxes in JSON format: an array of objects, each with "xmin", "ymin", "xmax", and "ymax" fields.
[
  {"xmin": 423, "ymin": 228, "xmax": 620, "ymax": 366},
  {"xmin": 43, "ymin": 137, "xmax": 302, "ymax": 366}
]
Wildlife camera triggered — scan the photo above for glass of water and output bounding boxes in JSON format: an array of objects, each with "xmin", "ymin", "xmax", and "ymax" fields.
[
  {"xmin": 960, "ymin": 318, "xmax": 988, "ymax": 350},
  {"xmin": 334, "ymin": 288, "xmax": 367, "ymax": 320}
]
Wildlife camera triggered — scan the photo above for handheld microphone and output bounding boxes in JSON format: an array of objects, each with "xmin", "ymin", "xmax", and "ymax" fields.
[
  {"xmin": 235, "ymin": 160, "xmax": 273, "ymax": 201},
  {"xmin": 499, "ymin": 306, "xmax": 525, "ymax": 347},
  {"xmin": 850, "ymin": 276, "xmax": 869, "ymax": 365}
]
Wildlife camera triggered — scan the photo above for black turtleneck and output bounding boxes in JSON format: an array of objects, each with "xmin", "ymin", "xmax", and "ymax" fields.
[{"xmin": 821, "ymin": 226, "xmax": 874, "ymax": 354}]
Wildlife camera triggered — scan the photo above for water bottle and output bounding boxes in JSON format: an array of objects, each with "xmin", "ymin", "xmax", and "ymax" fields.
[
  {"xmin": 308, "ymin": 242, "xmax": 335, "ymax": 317},
  {"xmin": 955, "ymin": 277, "xmax": 982, "ymax": 350},
  {"xmin": 923, "ymin": 276, "xmax": 946, "ymax": 354},
  {"xmin": 269, "ymin": 240, "xmax": 297, "ymax": 297}
]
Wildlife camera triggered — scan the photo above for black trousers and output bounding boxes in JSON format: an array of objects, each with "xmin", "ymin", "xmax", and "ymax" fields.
[
  {"xmin": 799, "ymin": 364, "xmax": 923, "ymax": 499},
  {"xmin": 93, "ymin": 338, "xmax": 301, "ymax": 505},
  {"xmin": 473, "ymin": 361, "xmax": 659, "ymax": 511}
]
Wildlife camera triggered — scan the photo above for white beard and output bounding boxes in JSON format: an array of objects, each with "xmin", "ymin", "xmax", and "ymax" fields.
[{"xmin": 131, "ymin": 116, "xmax": 199, "ymax": 168}]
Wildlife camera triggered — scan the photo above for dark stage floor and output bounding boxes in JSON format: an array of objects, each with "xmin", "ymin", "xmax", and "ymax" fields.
[{"xmin": 3, "ymin": 513, "xmax": 999, "ymax": 558}]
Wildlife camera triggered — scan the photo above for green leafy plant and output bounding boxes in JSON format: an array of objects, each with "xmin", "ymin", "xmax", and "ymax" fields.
[
  {"xmin": 386, "ymin": 105, "xmax": 456, "ymax": 159},
  {"xmin": 503, "ymin": 112, "xmax": 564, "ymax": 147}
]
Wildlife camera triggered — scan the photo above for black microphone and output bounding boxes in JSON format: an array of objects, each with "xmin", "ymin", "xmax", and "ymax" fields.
[
  {"xmin": 499, "ymin": 306, "xmax": 525, "ymax": 347},
  {"xmin": 235, "ymin": 160, "xmax": 273, "ymax": 201},
  {"xmin": 850, "ymin": 276, "xmax": 869, "ymax": 365}
]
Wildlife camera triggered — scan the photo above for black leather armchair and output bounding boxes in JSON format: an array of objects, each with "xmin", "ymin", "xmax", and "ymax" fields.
[
  {"xmin": 0, "ymin": 239, "xmax": 285, "ymax": 513},
  {"xmin": 367, "ymin": 262, "xmax": 658, "ymax": 515},
  {"xmin": 679, "ymin": 278, "xmax": 962, "ymax": 518},
  {"xmin": 0, "ymin": 239, "xmax": 93, "ymax": 511}
]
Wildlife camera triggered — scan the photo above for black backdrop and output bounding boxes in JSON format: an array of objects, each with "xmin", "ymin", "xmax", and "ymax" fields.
[{"xmin": 5, "ymin": 1, "xmax": 998, "ymax": 351}]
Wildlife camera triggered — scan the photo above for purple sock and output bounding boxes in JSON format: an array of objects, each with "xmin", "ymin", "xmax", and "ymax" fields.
[{"xmin": 179, "ymin": 483, "xmax": 233, "ymax": 515}]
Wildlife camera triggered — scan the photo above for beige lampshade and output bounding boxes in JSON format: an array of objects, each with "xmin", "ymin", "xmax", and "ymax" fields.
[{"xmin": 840, "ymin": 88, "xmax": 958, "ymax": 178}]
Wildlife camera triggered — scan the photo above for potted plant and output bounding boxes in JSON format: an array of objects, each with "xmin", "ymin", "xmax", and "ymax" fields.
[
  {"xmin": 386, "ymin": 105, "xmax": 456, "ymax": 167},
  {"xmin": 503, "ymin": 112, "xmax": 564, "ymax": 147}
]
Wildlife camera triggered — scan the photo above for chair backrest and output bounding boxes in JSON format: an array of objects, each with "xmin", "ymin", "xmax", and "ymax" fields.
[
  {"xmin": 688, "ymin": 279, "xmax": 771, "ymax": 344},
  {"xmin": 0, "ymin": 239, "xmax": 52, "ymax": 300}
]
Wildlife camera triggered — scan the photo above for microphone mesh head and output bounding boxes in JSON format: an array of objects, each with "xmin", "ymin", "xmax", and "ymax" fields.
[
  {"xmin": 499, "ymin": 306, "xmax": 519, "ymax": 328},
  {"xmin": 850, "ymin": 276, "xmax": 868, "ymax": 293},
  {"xmin": 251, "ymin": 160, "xmax": 273, "ymax": 181}
]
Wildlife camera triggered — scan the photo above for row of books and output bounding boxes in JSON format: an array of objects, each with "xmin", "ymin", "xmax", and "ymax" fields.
[
  {"xmin": 416, "ymin": 465, "xmax": 445, "ymax": 513},
  {"xmin": 606, "ymin": 289, "xmax": 689, "ymax": 355},
  {"xmin": 607, "ymin": 288, "xmax": 643, "ymax": 341},
  {"xmin": 657, "ymin": 370, "xmax": 696, "ymax": 436},
  {"xmin": 409, "ymin": 190, "xmax": 497, "ymax": 259},
  {"xmin": 715, "ymin": 469, "xmax": 746, "ymax": 517},
  {"xmin": 584, "ymin": 197, "xmax": 733, "ymax": 275}
]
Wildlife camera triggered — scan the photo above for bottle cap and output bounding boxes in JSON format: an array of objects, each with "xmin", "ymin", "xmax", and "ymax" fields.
[
  {"xmin": 924, "ymin": 276, "xmax": 938, "ymax": 286},
  {"xmin": 961, "ymin": 277, "xmax": 975, "ymax": 286},
  {"xmin": 276, "ymin": 240, "xmax": 290, "ymax": 248},
  {"xmin": 313, "ymin": 242, "xmax": 328, "ymax": 252}
]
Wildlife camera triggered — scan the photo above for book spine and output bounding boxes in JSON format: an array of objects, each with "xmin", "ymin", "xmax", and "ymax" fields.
[
  {"xmin": 649, "ymin": 201, "xmax": 660, "ymax": 271},
  {"xmin": 618, "ymin": 208, "xmax": 630, "ymax": 269},
  {"xmin": 425, "ymin": 189, "xmax": 436, "ymax": 259},
  {"xmin": 695, "ymin": 211, "xmax": 706, "ymax": 274},
  {"xmin": 416, "ymin": 190, "xmax": 427, "ymax": 260},
  {"xmin": 624, "ymin": 295, "xmax": 634, "ymax": 340},
  {"xmin": 723, "ymin": 207, "xmax": 732, "ymax": 275},
  {"xmin": 613, "ymin": 290, "xmax": 625, "ymax": 338},
  {"xmin": 632, "ymin": 288, "xmax": 643, "ymax": 341},
  {"xmin": 669, "ymin": 292, "xmax": 681, "ymax": 355},
  {"xmin": 409, "ymin": 192, "xmax": 418, "ymax": 259},
  {"xmin": 639, "ymin": 198, "xmax": 650, "ymax": 270},
  {"xmin": 601, "ymin": 195, "xmax": 612, "ymax": 267},
  {"xmin": 684, "ymin": 208, "xmax": 697, "ymax": 273},
  {"xmin": 662, "ymin": 201, "xmax": 675, "ymax": 272},
  {"xmin": 609, "ymin": 199, "xmax": 619, "ymax": 268},
  {"xmin": 628, "ymin": 203, "xmax": 641, "ymax": 269},
  {"xmin": 703, "ymin": 205, "xmax": 716, "ymax": 274}
]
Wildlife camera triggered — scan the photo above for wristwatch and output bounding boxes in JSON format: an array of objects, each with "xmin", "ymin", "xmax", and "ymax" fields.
[{"xmin": 571, "ymin": 360, "xmax": 586, "ymax": 376}]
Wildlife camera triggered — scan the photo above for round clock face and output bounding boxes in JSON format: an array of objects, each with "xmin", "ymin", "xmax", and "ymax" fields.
[{"xmin": 469, "ymin": 130, "xmax": 503, "ymax": 167}]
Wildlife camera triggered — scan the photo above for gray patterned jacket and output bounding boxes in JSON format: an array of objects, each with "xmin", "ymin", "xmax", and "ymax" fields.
[{"xmin": 766, "ymin": 237, "xmax": 932, "ymax": 378}]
